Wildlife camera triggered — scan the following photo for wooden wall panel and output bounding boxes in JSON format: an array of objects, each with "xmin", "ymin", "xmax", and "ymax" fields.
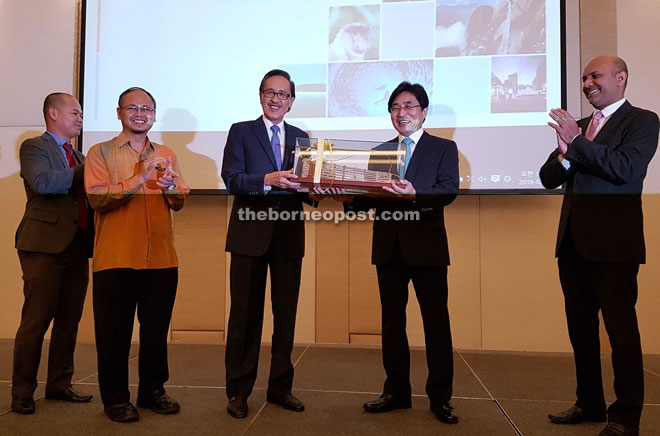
[
  {"xmin": 171, "ymin": 196, "xmax": 227, "ymax": 335},
  {"xmin": 315, "ymin": 202, "xmax": 350, "ymax": 343},
  {"xmin": 637, "ymin": 195, "xmax": 660, "ymax": 354},
  {"xmin": 350, "ymin": 334, "xmax": 381, "ymax": 345},
  {"xmin": 445, "ymin": 196, "xmax": 482, "ymax": 349},
  {"xmin": 348, "ymin": 220, "xmax": 380, "ymax": 336},
  {"xmin": 480, "ymin": 195, "xmax": 568, "ymax": 352},
  {"xmin": 171, "ymin": 330, "xmax": 224, "ymax": 343}
]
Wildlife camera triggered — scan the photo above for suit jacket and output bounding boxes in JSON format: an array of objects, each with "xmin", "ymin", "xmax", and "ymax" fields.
[
  {"xmin": 354, "ymin": 131, "xmax": 459, "ymax": 267},
  {"xmin": 221, "ymin": 117, "xmax": 310, "ymax": 258},
  {"xmin": 539, "ymin": 101, "xmax": 659, "ymax": 263},
  {"xmin": 15, "ymin": 132, "xmax": 94, "ymax": 256}
]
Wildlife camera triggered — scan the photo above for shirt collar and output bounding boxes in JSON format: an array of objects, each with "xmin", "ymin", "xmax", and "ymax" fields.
[
  {"xmin": 46, "ymin": 131, "xmax": 69, "ymax": 147},
  {"xmin": 398, "ymin": 128, "xmax": 424, "ymax": 145},
  {"xmin": 113, "ymin": 132, "xmax": 154, "ymax": 153},
  {"xmin": 597, "ymin": 97, "xmax": 626, "ymax": 119},
  {"xmin": 262, "ymin": 116, "xmax": 285, "ymax": 134}
]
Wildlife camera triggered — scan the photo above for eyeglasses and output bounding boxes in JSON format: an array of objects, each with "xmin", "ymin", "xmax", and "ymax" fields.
[
  {"xmin": 390, "ymin": 104, "xmax": 421, "ymax": 113},
  {"xmin": 262, "ymin": 90, "xmax": 291, "ymax": 100},
  {"xmin": 121, "ymin": 105, "xmax": 155, "ymax": 114}
]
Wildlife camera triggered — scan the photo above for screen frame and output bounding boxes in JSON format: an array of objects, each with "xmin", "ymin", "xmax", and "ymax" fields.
[{"xmin": 77, "ymin": 0, "xmax": 568, "ymax": 196}]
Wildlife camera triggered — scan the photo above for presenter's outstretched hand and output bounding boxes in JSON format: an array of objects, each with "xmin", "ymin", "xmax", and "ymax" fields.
[
  {"xmin": 383, "ymin": 179, "xmax": 415, "ymax": 195},
  {"xmin": 265, "ymin": 169, "xmax": 300, "ymax": 189}
]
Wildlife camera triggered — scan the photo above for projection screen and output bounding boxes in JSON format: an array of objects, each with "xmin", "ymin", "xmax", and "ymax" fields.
[{"xmin": 81, "ymin": 0, "xmax": 565, "ymax": 191}]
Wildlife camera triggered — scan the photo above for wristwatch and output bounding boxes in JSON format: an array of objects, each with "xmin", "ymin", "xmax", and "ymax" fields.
[{"xmin": 167, "ymin": 183, "xmax": 176, "ymax": 191}]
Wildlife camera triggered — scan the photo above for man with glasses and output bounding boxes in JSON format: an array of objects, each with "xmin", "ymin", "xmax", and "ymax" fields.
[
  {"xmin": 356, "ymin": 82, "xmax": 460, "ymax": 424},
  {"xmin": 84, "ymin": 87, "xmax": 188, "ymax": 422},
  {"xmin": 221, "ymin": 69, "xmax": 309, "ymax": 418},
  {"xmin": 12, "ymin": 93, "xmax": 94, "ymax": 414}
]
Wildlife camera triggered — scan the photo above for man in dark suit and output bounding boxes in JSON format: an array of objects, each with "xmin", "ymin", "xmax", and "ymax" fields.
[
  {"xmin": 221, "ymin": 69, "xmax": 309, "ymax": 418},
  {"xmin": 12, "ymin": 93, "xmax": 94, "ymax": 414},
  {"xmin": 542, "ymin": 56, "xmax": 659, "ymax": 436},
  {"xmin": 355, "ymin": 82, "xmax": 460, "ymax": 424}
]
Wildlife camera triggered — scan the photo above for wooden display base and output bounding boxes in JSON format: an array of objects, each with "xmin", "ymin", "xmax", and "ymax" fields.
[
  {"xmin": 296, "ymin": 178, "xmax": 406, "ymax": 196},
  {"xmin": 295, "ymin": 158, "xmax": 404, "ymax": 196}
]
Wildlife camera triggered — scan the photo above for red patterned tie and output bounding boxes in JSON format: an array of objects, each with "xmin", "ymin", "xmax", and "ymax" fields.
[
  {"xmin": 62, "ymin": 143, "xmax": 89, "ymax": 231},
  {"xmin": 584, "ymin": 110, "xmax": 604, "ymax": 141}
]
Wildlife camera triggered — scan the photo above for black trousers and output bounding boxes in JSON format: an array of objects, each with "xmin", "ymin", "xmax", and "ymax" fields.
[
  {"xmin": 558, "ymin": 245, "xmax": 643, "ymax": 426},
  {"xmin": 93, "ymin": 268, "xmax": 178, "ymax": 406},
  {"xmin": 13, "ymin": 231, "xmax": 89, "ymax": 397},
  {"xmin": 375, "ymin": 243, "xmax": 453, "ymax": 404},
  {"xmin": 225, "ymin": 233, "xmax": 302, "ymax": 399}
]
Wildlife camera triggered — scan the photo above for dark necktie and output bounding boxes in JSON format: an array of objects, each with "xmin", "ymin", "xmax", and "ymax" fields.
[
  {"xmin": 62, "ymin": 143, "xmax": 89, "ymax": 231},
  {"xmin": 271, "ymin": 125, "xmax": 282, "ymax": 171}
]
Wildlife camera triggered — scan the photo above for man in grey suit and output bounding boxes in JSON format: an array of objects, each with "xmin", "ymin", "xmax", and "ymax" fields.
[{"xmin": 12, "ymin": 93, "xmax": 94, "ymax": 414}]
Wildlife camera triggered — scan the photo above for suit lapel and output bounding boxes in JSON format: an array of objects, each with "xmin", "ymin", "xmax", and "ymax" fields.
[
  {"xmin": 251, "ymin": 117, "xmax": 278, "ymax": 170},
  {"xmin": 404, "ymin": 132, "xmax": 428, "ymax": 180},
  {"xmin": 42, "ymin": 132, "xmax": 68, "ymax": 168},
  {"xmin": 73, "ymin": 150, "xmax": 85, "ymax": 164},
  {"xmin": 282, "ymin": 122, "xmax": 299, "ymax": 170},
  {"xmin": 592, "ymin": 100, "xmax": 632, "ymax": 144},
  {"xmin": 578, "ymin": 117, "xmax": 590, "ymax": 132}
]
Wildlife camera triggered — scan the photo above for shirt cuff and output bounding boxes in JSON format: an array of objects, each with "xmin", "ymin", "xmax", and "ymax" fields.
[
  {"xmin": 264, "ymin": 184, "xmax": 271, "ymax": 193},
  {"xmin": 560, "ymin": 156, "xmax": 571, "ymax": 170}
]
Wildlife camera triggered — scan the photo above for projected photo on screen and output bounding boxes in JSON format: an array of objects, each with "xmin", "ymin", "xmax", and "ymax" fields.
[
  {"xmin": 491, "ymin": 55, "xmax": 546, "ymax": 113},
  {"xmin": 328, "ymin": 60, "xmax": 433, "ymax": 117},
  {"xmin": 436, "ymin": 0, "xmax": 546, "ymax": 57},
  {"xmin": 329, "ymin": 5, "xmax": 380, "ymax": 62},
  {"xmin": 81, "ymin": 0, "xmax": 563, "ymax": 191}
]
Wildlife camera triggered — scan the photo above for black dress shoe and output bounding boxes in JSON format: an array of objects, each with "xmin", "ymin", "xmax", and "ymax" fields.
[
  {"xmin": 363, "ymin": 394, "xmax": 412, "ymax": 413},
  {"xmin": 267, "ymin": 393, "xmax": 305, "ymax": 412},
  {"xmin": 227, "ymin": 396, "xmax": 248, "ymax": 418},
  {"xmin": 548, "ymin": 405, "xmax": 606, "ymax": 424},
  {"xmin": 11, "ymin": 395, "xmax": 35, "ymax": 414},
  {"xmin": 104, "ymin": 402, "xmax": 139, "ymax": 422},
  {"xmin": 599, "ymin": 422, "xmax": 640, "ymax": 436},
  {"xmin": 45, "ymin": 387, "xmax": 93, "ymax": 403},
  {"xmin": 431, "ymin": 401, "xmax": 459, "ymax": 424},
  {"xmin": 136, "ymin": 391, "xmax": 180, "ymax": 414}
]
